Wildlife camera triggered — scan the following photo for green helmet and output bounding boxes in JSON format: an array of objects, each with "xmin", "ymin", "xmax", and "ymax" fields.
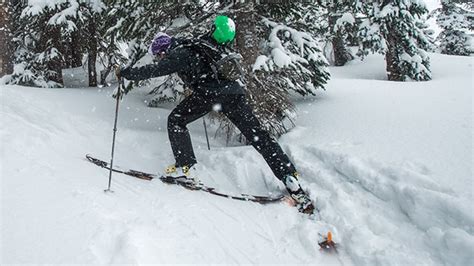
[{"xmin": 212, "ymin": 15, "xmax": 236, "ymax": 44}]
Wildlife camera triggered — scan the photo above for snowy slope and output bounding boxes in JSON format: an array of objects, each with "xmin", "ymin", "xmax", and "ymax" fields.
[{"xmin": 1, "ymin": 53, "xmax": 473, "ymax": 265}]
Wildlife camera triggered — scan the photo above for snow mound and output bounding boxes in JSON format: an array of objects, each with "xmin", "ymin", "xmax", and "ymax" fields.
[{"xmin": 286, "ymin": 145, "xmax": 474, "ymax": 265}]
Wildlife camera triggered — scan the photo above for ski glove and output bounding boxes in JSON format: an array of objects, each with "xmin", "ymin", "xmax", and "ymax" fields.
[
  {"xmin": 112, "ymin": 65, "xmax": 130, "ymax": 99},
  {"xmin": 119, "ymin": 66, "xmax": 132, "ymax": 79},
  {"xmin": 114, "ymin": 64, "xmax": 121, "ymax": 79},
  {"xmin": 112, "ymin": 84, "xmax": 126, "ymax": 100}
]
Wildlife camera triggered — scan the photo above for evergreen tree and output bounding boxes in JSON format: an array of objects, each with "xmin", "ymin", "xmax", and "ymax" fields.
[
  {"xmin": 289, "ymin": 1, "xmax": 366, "ymax": 67},
  {"xmin": 328, "ymin": 4, "xmax": 356, "ymax": 66},
  {"xmin": 319, "ymin": 0, "xmax": 360, "ymax": 66},
  {"xmin": 218, "ymin": 1, "xmax": 330, "ymax": 140},
  {"xmin": 358, "ymin": 0, "xmax": 432, "ymax": 81},
  {"xmin": 4, "ymin": 0, "xmax": 106, "ymax": 87},
  {"xmin": 0, "ymin": 0, "xmax": 14, "ymax": 76},
  {"xmin": 252, "ymin": 18, "xmax": 329, "ymax": 96},
  {"xmin": 433, "ymin": 0, "xmax": 473, "ymax": 56},
  {"xmin": 256, "ymin": 1, "xmax": 331, "ymax": 94},
  {"xmin": 6, "ymin": 1, "xmax": 64, "ymax": 87}
]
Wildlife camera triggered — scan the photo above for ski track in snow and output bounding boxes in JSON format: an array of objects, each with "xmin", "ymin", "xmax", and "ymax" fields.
[
  {"xmin": 2, "ymin": 53, "xmax": 473, "ymax": 265},
  {"xmin": 284, "ymin": 144, "xmax": 474, "ymax": 265}
]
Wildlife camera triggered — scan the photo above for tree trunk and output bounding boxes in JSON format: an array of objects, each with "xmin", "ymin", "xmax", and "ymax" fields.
[
  {"xmin": 233, "ymin": 4, "xmax": 260, "ymax": 67},
  {"xmin": 0, "ymin": 1, "xmax": 12, "ymax": 75},
  {"xmin": 69, "ymin": 31, "xmax": 83, "ymax": 68},
  {"xmin": 385, "ymin": 30, "xmax": 404, "ymax": 81},
  {"xmin": 332, "ymin": 32, "xmax": 353, "ymax": 66},
  {"xmin": 328, "ymin": 6, "xmax": 352, "ymax": 67},
  {"xmin": 87, "ymin": 18, "xmax": 97, "ymax": 87},
  {"xmin": 233, "ymin": 1, "xmax": 295, "ymax": 139},
  {"xmin": 47, "ymin": 26, "xmax": 64, "ymax": 85}
]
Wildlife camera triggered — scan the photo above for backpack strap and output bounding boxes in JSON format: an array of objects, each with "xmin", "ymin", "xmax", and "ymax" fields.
[{"xmin": 216, "ymin": 53, "xmax": 245, "ymax": 82}]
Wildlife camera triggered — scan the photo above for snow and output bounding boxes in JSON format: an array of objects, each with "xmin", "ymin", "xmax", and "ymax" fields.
[
  {"xmin": 47, "ymin": 0, "xmax": 79, "ymax": 27},
  {"xmin": 1, "ymin": 53, "xmax": 473, "ymax": 264},
  {"xmin": 259, "ymin": 19, "xmax": 329, "ymax": 93},
  {"xmin": 253, "ymin": 55, "xmax": 270, "ymax": 72},
  {"xmin": 22, "ymin": 0, "xmax": 105, "ymax": 27},
  {"xmin": 271, "ymin": 47, "xmax": 292, "ymax": 68},
  {"xmin": 336, "ymin": 13, "xmax": 355, "ymax": 28},
  {"xmin": 425, "ymin": 0, "xmax": 441, "ymax": 11}
]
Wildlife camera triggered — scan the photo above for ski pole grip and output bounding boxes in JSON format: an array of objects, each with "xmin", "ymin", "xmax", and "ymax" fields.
[{"xmin": 113, "ymin": 64, "xmax": 122, "ymax": 80}]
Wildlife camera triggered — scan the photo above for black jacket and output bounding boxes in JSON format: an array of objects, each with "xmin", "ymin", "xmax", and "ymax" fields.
[{"xmin": 120, "ymin": 37, "xmax": 245, "ymax": 96}]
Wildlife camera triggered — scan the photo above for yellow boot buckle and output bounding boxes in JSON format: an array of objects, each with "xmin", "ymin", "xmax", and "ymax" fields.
[{"xmin": 165, "ymin": 165, "xmax": 177, "ymax": 175}]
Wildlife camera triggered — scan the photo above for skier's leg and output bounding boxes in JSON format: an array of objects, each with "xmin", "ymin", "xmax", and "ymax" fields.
[
  {"xmin": 221, "ymin": 95, "xmax": 298, "ymax": 186},
  {"xmin": 222, "ymin": 95, "xmax": 314, "ymax": 213},
  {"xmin": 168, "ymin": 93, "xmax": 213, "ymax": 167}
]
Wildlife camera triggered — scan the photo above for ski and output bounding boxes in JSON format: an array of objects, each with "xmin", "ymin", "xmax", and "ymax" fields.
[
  {"xmin": 86, "ymin": 154, "xmax": 339, "ymax": 251},
  {"xmin": 86, "ymin": 154, "xmax": 285, "ymax": 204}
]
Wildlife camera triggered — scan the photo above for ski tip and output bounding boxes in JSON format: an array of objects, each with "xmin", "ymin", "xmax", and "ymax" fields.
[{"xmin": 318, "ymin": 231, "xmax": 337, "ymax": 253}]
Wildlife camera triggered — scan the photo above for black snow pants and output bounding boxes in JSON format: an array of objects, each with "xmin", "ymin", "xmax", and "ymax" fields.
[{"xmin": 167, "ymin": 93, "xmax": 298, "ymax": 181}]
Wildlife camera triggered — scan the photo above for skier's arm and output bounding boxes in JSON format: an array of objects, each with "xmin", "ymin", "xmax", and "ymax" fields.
[{"xmin": 120, "ymin": 47, "xmax": 194, "ymax": 81}]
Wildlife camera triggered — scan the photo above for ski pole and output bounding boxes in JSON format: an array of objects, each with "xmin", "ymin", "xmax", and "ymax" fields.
[
  {"xmin": 105, "ymin": 71, "xmax": 124, "ymax": 193},
  {"xmin": 203, "ymin": 118, "xmax": 211, "ymax": 150},
  {"xmin": 104, "ymin": 47, "xmax": 144, "ymax": 192}
]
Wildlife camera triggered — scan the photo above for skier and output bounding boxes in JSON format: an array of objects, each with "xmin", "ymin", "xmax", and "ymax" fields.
[{"xmin": 118, "ymin": 16, "xmax": 314, "ymax": 214}]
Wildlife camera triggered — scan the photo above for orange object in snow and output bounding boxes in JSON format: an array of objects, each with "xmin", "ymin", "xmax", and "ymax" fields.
[{"xmin": 318, "ymin": 231, "xmax": 337, "ymax": 252}]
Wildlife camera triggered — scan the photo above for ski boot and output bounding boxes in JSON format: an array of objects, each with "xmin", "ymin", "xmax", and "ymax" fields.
[
  {"xmin": 165, "ymin": 164, "xmax": 192, "ymax": 177},
  {"xmin": 290, "ymin": 190, "xmax": 315, "ymax": 214},
  {"xmin": 283, "ymin": 173, "xmax": 315, "ymax": 215},
  {"xmin": 163, "ymin": 164, "xmax": 202, "ymax": 189}
]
